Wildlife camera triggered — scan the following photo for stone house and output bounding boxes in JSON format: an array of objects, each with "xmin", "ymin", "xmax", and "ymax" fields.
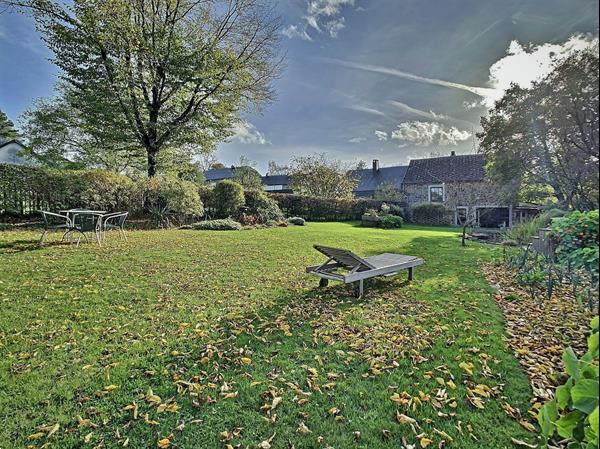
[{"xmin": 402, "ymin": 152, "xmax": 538, "ymax": 227}]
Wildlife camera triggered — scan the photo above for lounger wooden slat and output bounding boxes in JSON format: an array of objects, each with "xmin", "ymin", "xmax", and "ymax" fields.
[{"xmin": 306, "ymin": 245, "xmax": 424, "ymax": 298}]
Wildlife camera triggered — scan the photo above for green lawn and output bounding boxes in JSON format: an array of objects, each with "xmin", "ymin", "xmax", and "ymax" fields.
[{"xmin": 0, "ymin": 223, "xmax": 534, "ymax": 448}]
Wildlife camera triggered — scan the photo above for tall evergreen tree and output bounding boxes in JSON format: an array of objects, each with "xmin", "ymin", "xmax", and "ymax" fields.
[{"xmin": 0, "ymin": 109, "xmax": 19, "ymax": 142}]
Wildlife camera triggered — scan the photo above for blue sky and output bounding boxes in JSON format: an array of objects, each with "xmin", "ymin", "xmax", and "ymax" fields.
[{"xmin": 1, "ymin": 0, "xmax": 598, "ymax": 172}]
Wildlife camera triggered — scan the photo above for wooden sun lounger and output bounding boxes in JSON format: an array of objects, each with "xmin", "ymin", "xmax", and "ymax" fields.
[{"xmin": 306, "ymin": 245, "xmax": 424, "ymax": 298}]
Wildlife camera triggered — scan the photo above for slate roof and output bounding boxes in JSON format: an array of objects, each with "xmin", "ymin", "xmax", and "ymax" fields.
[
  {"xmin": 351, "ymin": 165, "xmax": 408, "ymax": 194},
  {"xmin": 203, "ymin": 167, "xmax": 236, "ymax": 182},
  {"xmin": 403, "ymin": 154, "xmax": 485, "ymax": 184},
  {"xmin": 262, "ymin": 174, "xmax": 290, "ymax": 186}
]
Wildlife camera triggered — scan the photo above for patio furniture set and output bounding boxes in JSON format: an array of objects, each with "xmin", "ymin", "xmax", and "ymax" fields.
[{"xmin": 39, "ymin": 209, "xmax": 128, "ymax": 247}]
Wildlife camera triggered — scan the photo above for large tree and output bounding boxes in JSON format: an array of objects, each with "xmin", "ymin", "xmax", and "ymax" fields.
[
  {"xmin": 5, "ymin": 0, "xmax": 282, "ymax": 176},
  {"xmin": 19, "ymin": 91, "xmax": 142, "ymax": 171},
  {"xmin": 478, "ymin": 46, "xmax": 599, "ymax": 210},
  {"xmin": 288, "ymin": 153, "xmax": 358, "ymax": 199},
  {"xmin": 0, "ymin": 108, "xmax": 19, "ymax": 142}
]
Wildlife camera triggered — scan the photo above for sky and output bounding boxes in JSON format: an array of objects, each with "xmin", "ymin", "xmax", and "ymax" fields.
[{"xmin": 0, "ymin": 0, "xmax": 598, "ymax": 172}]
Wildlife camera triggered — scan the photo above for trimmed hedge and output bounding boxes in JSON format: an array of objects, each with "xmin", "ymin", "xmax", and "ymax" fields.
[
  {"xmin": 0, "ymin": 163, "xmax": 134, "ymax": 218},
  {"xmin": 0, "ymin": 164, "xmax": 203, "ymax": 227},
  {"xmin": 269, "ymin": 193, "xmax": 405, "ymax": 222},
  {"xmin": 410, "ymin": 203, "xmax": 453, "ymax": 226}
]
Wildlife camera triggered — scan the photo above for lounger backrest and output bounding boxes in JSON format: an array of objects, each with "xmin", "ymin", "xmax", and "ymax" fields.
[{"xmin": 314, "ymin": 245, "xmax": 375, "ymax": 270}]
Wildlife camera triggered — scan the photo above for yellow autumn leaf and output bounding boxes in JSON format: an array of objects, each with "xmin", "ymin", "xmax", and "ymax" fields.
[
  {"xmin": 459, "ymin": 361, "xmax": 474, "ymax": 376},
  {"xmin": 157, "ymin": 437, "xmax": 170, "ymax": 448},
  {"xmin": 271, "ymin": 396, "xmax": 282, "ymax": 410},
  {"xmin": 47, "ymin": 423, "xmax": 60, "ymax": 438},
  {"xmin": 27, "ymin": 432, "xmax": 45, "ymax": 440},
  {"xmin": 420, "ymin": 436, "xmax": 433, "ymax": 448},
  {"xmin": 296, "ymin": 422, "xmax": 311, "ymax": 434}
]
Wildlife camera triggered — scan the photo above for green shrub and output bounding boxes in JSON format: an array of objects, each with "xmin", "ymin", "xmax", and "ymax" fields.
[
  {"xmin": 243, "ymin": 189, "xmax": 284, "ymax": 223},
  {"xmin": 502, "ymin": 208, "xmax": 567, "ymax": 245},
  {"xmin": 502, "ymin": 217, "xmax": 544, "ymax": 245},
  {"xmin": 410, "ymin": 203, "xmax": 453, "ymax": 226},
  {"xmin": 551, "ymin": 210, "xmax": 599, "ymax": 284},
  {"xmin": 387, "ymin": 203, "xmax": 406, "ymax": 218},
  {"xmin": 538, "ymin": 208, "xmax": 568, "ymax": 226},
  {"xmin": 538, "ymin": 316, "xmax": 598, "ymax": 448},
  {"xmin": 192, "ymin": 218, "xmax": 242, "ymax": 231},
  {"xmin": 79, "ymin": 170, "xmax": 135, "ymax": 212},
  {"xmin": 213, "ymin": 180, "xmax": 244, "ymax": 218},
  {"xmin": 139, "ymin": 176, "xmax": 203, "ymax": 227},
  {"xmin": 270, "ymin": 193, "xmax": 403, "ymax": 222},
  {"xmin": 380, "ymin": 215, "xmax": 403, "ymax": 229}
]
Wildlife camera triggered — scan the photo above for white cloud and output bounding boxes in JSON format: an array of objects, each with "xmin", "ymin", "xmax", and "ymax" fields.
[
  {"xmin": 321, "ymin": 35, "xmax": 598, "ymax": 111},
  {"xmin": 462, "ymin": 99, "xmax": 483, "ymax": 111},
  {"xmin": 487, "ymin": 34, "xmax": 597, "ymax": 92},
  {"xmin": 348, "ymin": 136, "xmax": 367, "ymax": 143},
  {"xmin": 231, "ymin": 121, "xmax": 270, "ymax": 145},
  {"xmin": 391, "ymin": 121, "xmax": 471, "ymax": 147},
  {"xmin": 284, "ymin": 0, "xmax": 354, "ymax": 40},
  {"xmin": 282, "ymin": 25, "xmax": 312, "ymax": 41},
  {"xmin": 324, "ymin": 17, "xmax": 345, "ymax": 38},
  {"xmin": 374, "ymin": 130, "xmax": 388, "ymax": 141},
  {"xmin": 348, "ymin": 104, "xmax": 388, "ymax": 118},
  {"xmin": 389, "ymin": 100, "xmax": 449, "ymax": 121},
  {"xmin": 321, "ymin": 57, "xmax": 501, "ymax": 102},
  {"xmin": 307, "ymin": 0, "xmax": 354, "ymax": 17}
]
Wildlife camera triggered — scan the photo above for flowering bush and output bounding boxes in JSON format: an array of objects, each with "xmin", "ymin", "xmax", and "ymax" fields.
[{"xmin": 552, "ymin": 210, "xmax": 599, "ymax": 274}]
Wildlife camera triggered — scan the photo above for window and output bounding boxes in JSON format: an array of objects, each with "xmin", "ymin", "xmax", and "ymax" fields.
[{"xmin": 428, "ymin": 185, "xmax": 444, "ymax": 203}]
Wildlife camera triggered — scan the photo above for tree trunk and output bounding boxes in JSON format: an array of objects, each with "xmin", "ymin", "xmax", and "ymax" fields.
[{"xmin": 147, "ymin": 149, "xmax": 158, "ymax": 177}]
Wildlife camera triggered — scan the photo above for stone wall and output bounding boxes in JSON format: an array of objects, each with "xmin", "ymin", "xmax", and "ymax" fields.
[
  {"xmin": 404, "ymin": 181, "xmax": 509, "ymax": 225},
  {"xmin": 404, "ymin": 181, "xmax": 503, "ymax": 209}
]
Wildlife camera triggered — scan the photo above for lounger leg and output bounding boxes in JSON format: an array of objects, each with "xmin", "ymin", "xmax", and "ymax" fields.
[
  {"xmin": 38, "ymin": 230, "xmax": 48, "ymax": 247},
  {"xmin": 354, "ymin": 280, "xmax": 364, "ymax": 298},
  {"xmin": 319, "ymin": 278, "xmax": 329, "ymax": 288},
  {"xmin": 408, "ymin": 267, "xmax": 414, "ymax": 281}
]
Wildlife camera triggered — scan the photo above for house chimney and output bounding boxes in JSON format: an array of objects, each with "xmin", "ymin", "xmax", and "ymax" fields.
[
  {"xmin": 372, "ymin": 159, "xmax": 380, "ymax": 172},
  {"xmin": 450, "ymin": 151, "xmax": 456, "ymax": 156}
]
